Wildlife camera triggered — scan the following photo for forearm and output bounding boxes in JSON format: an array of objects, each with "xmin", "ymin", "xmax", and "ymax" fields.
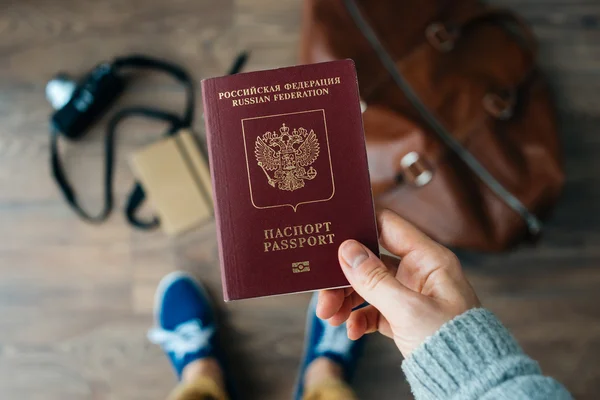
[{"xmin": 401, "ymin": 308, "xmax": 572, "ymax": 400}]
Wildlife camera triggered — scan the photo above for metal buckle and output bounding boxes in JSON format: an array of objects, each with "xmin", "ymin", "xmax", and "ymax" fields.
[
  {"xmin": 399, "ymin": 152, "xmax": 433, "ymax": 187},
  {"xmin": 425, "ymin": 23, "xmax": 458, "ymax": 52},
  {"xmin": 483, "ymin": 91, "xmax": 515, "ymax": 120},
  {"xmin": 359, "ymin": 99, "xmax": 367, "ymax": 113}
]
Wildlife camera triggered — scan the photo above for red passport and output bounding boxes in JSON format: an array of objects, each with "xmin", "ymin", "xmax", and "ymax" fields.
[{"xmin": 202, "ymin": 60, "xmax": 378, "ymax": 300}]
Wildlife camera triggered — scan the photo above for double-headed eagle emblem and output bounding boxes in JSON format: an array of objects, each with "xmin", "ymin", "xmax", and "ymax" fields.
[{"xmin": 254, "ymin": 123, "xmax": 320, "ymax": 191}]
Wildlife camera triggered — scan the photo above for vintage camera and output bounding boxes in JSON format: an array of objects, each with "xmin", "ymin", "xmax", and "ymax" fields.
[{"xmin": 46, "ymin": 63, "xmax": 125, "ymax": 139}]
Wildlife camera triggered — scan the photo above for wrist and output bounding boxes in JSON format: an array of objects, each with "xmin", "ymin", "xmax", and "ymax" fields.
[{"xmin": 401, "ymin": 308, "xmax": 539, "ymax": 399}]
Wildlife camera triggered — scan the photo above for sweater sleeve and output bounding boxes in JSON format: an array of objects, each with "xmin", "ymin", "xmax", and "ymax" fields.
[{"xmin": 401, "ymin": 308, "xmax": 573, "ymax": 400}]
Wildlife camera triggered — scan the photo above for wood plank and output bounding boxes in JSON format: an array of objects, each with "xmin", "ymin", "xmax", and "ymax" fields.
[{"xmin": 1, "ymin": 0, "xmax": 599, "ymax": 398}]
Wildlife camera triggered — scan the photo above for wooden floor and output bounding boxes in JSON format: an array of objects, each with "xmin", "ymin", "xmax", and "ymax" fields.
[{"xmin": 1, "ymin": 0, "xmax": 599, "ymax": 399}]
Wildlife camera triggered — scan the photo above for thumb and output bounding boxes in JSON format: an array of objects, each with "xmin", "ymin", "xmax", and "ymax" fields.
[{"xmin": 338, "ymin": 240, "xmax": 413, "ymax": 319}]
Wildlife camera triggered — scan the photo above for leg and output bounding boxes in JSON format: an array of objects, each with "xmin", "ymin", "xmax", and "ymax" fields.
[
  {"xmin": 295, "ymin": 294, "xmax": 361, "ymax": 400},
  {"xmin": 148, "ymin": 271, "xmax": 233, "ymax": 400},
  {"xmin": 166, "ymin": 358, "xmax": 227, "ymax": 400},
  {"xmin": 303, "ymin": 358, "xmax": 357, "ymax": 400}
]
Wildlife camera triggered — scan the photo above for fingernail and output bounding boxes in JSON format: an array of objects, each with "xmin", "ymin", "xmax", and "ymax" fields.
[{"xmin": 341, "ymin": 241, "xmax": 369, "ymax": 268}]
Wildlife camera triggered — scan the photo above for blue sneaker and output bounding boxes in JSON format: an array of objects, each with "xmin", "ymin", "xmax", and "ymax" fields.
[
  {"xmin": 293, "ymin": 293, "xmax": 365, "ymax": 400},
  {"xmin": 147, "ymin": 271, "xmax": 234, "ymax": 396}
]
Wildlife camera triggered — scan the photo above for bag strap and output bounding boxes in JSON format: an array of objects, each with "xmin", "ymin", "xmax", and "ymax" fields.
[{"xmin": 344, "ymin": 0, "xmax": 542, "ymax": 236}]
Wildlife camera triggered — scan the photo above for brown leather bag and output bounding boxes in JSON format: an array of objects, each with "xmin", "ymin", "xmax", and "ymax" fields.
[{"xmin": 300, "ymin": 0, "xmax": 564, "ymax": 251}]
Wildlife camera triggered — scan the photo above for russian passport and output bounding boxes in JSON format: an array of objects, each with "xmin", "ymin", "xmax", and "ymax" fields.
[{"xmin": 201, "ymin": 60, "xmax": 378, "ymax": 300}]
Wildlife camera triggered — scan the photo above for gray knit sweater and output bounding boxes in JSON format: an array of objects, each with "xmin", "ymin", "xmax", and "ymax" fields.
[{"xmin": 401, "ymin": 308, "xmax": 572, "ymax": 400}]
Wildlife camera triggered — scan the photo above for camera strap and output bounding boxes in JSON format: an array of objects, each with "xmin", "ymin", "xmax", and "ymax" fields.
[{"xmin": 50, "ymin": 53, "xmax": 247, "ymax": 229}]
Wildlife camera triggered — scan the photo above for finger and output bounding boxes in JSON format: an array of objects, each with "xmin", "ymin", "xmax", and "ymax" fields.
[
  {"xmin": 377, "ymin": 209, "xmax": 463, "ymax": 292},
  {"xmin": 327, "ymin": 292, "xmax": 354, "ymax": 326},
  {"xmin": 349, "ymin": 291, "xmax": 366, "ymax": 309},
  {"xmin": 317, "ymin": 288, "xmax": 363, "ymax": 321},
  {"xmin": 338, "ymin": 239, "xmax": 415, "ymax": 319},
  {"xmin": 377, "ymin": 209, "xmax": 439, "ymax": 257},
  {"xmin": 316, "ymin": 289, "xmax": 345, "ymax": 320},
  {"xmin": 381, "ymin": 254, "xmax": 400, "ymax": 274},
  {"xmin": 347, "ymin": 305, "xmax": 393, "ymax": 340},
  {"xmin": 327, "ymin": 291, "xmax": 365, "ymax": 326}
]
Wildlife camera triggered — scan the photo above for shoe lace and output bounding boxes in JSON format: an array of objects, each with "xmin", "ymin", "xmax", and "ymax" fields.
[
  {"xmin": 315, "ymin": 321, "xmax": 353, "ymax": 359},
  {"xmin": 147, "ymin": 319, "xmax": 215, "ymax": 361}
]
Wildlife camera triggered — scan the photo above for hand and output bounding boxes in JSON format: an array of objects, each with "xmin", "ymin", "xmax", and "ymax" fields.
[{"xmin": 317, "ymin": 209, "xmax": 480, "ymax": 357}]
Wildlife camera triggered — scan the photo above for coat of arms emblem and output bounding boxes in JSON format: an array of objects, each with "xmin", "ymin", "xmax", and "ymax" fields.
[{"xmin": 254, "ymin": 123, "xmax": 320, "ymax": 191}]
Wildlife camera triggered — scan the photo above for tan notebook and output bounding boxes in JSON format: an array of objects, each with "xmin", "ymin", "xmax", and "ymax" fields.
[{"xmin": 129, "ymin": 130, "xmax": 213, "ymax": 236}]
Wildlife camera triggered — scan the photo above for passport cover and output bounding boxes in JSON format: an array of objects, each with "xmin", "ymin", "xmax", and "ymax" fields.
[{"xmin": 202, "ymin": 60, "xmax": 378, "ymax": 300}]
